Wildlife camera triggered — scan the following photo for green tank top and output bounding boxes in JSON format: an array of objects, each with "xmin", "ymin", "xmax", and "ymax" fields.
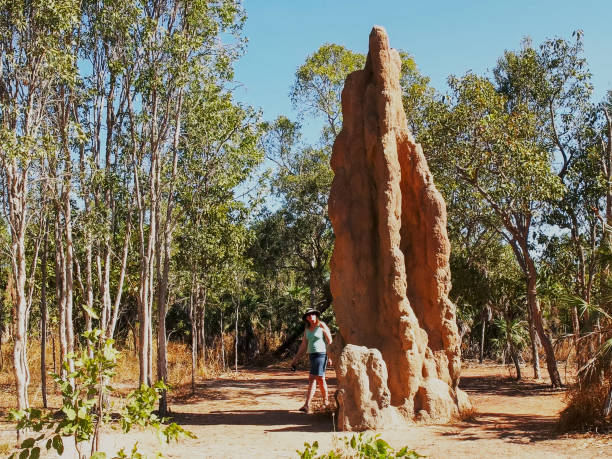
[{"xmin": 306, "ymin": 325, "xmax": 326, "ymax": 354}]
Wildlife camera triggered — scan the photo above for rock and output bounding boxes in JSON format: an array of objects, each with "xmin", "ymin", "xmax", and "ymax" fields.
[
  {"xmin": 334, "ymin": 344, "xmax": 401, "ymax": 431},
  {"xmin": 328, "ymin": 26, "xmax": 470, "ymax": 430}
]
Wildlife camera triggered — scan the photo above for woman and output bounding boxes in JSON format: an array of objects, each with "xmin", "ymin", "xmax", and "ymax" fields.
[{"xmin": 291, "ymin": 308, "xmax": 333, "ymax": 413}]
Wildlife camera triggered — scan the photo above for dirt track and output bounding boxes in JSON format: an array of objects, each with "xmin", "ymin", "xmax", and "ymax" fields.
[
  {"xmin": 2, "ymin": 363, "xmax": 611, "ymax": 458},
  {"xmin": 93, "ymin": 363, "xmax": 611, "ymax": 458}
]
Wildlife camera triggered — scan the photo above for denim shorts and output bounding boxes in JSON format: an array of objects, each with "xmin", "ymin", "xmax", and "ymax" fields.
[{"xmin": 309, "ymin": 352, "xmax": 327, "ymax": 376}]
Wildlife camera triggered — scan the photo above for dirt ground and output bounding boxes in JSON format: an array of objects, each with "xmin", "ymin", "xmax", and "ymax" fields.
[{"xmin": 2, "ymin": 362, "xmax": 611, "ymax": 458}]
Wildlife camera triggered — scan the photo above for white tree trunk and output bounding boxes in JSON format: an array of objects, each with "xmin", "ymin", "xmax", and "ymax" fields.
[
  {"xmin": 54, "ymin": 217, "xmax": 68, "ymax": 380},
  {"xmin": 41, "ymin": 227, "xmax": 49, "ymax": 408},
  {"xmin": 63, "ymin": 187, "xmax": 75, "ymax": 377},
  {"xmin": 7, "ymin": 163, "xmax": 30, "ymax": 410},
  {"xmin": 235, "ymin": 302, "xmax": 239, "ymax": 373},
  {"xmin": 190, "ymin": 286, "xmax": 197, "ymax": 394},
  {"xmin": 220, "ymin": 310, "xmax": 225, "ymax": 370}
]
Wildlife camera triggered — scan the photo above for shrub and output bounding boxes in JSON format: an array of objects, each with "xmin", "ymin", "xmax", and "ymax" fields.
[
  {"xmin": 559, "ymin": 336, "xmax": 612, "ymax": 431},
  {"xmin": 7, "ymin": 329, "xmax": 195, "ymax": 459},
  {"xmin": 297, "ymin": 433, "xmax": 423, "ymax": 459}
]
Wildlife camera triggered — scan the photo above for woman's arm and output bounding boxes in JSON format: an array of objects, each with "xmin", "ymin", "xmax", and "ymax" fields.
[
  {"xmin": 291, "ymin": 333, "xmax": 308, "ymax": 366},
  {"xmin": 319, "ymin": 322, "xmax": 333, "ymax": 345}
]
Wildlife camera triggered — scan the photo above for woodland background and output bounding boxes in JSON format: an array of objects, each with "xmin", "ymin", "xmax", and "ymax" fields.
[{"xmin": 0, "ymin": 0, "xmax": 611, "ymax": 432}]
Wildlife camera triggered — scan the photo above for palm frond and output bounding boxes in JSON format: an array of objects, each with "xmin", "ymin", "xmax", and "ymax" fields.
[
  {"xmin": 577, "ymin": 337, "xmax": 612, "ymax": 384},
  {"xmin": 559, "ymin": 294, "xmax": 611, "ymax": 320}
]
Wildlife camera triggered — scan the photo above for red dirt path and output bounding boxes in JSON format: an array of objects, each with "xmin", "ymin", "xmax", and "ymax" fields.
[
  {"xmin": 2, "ymin": 363, "xmax": 611, "ymax": 458},
  {"xmin": 100, "ymin": 363, "xmax": 611, "ymax": 458}
]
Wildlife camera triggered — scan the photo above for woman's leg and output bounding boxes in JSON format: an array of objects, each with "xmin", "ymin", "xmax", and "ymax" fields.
[
  {"xmin": 315, "ymin": 375, "xmax": 329, "ymax": 405},
  {"xmin": 303, "ymin": 374, "xmax": 317, "ymax": 409}
]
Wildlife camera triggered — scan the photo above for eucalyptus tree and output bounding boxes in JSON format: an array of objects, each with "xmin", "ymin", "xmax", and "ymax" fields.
[
  {"xmin": 599, "ymin": 92, "xmax": 612, "ymax": 227},
  {"xmin": 0, "ymin": 0, "xmax": 80, "ymax": 409},
  {"xmin": 290, "ymin": 44, "xmax": 433, "ymax": 144},
  {"xmin": 114, "ymin": 0, "xmax": 247, "ymax": 391},
  {"xmin": 261, "ymin": 117, "xmax": 333, "ymax": 311},
  {"xmin": 290, "ymin": 44, "xmax": 365, "ymax": 146},
  {"xmin": 260, "ymin": 46, "xmax": 363, "ymax": 322},
  {"xmin": 426, "ymin": 71, "xmax": 565, "ymax": 386},
  {"xmin": 174, "ymin": 77, "xmax": 262, "ymax": 389},
  {"xmin": 47, "ymin": 1, "xmax": 98, "ymax": 387},
  {"xmin": 73, "ymin": 0, "xmax": 141, "ymax": 342},
  {"xmin": 495, "ymin": 34, "xmax": 595, "ymax": 350}
]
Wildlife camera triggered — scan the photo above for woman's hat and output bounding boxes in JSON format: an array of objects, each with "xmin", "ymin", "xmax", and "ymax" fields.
[{"xmin": 302, "ymin": 308, "xmax": 321, "ymax": 321}]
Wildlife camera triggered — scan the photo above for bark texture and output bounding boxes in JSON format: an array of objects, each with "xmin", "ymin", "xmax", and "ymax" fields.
[{"xmin": 328, "ymin": 26, "xmax": 469, "ymax": 430}]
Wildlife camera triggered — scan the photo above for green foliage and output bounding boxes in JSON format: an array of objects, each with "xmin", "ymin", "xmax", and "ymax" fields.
[
  {"xmin": 111, "ymin": 443, "xmax": 153, "ymax": 459},
  {"xmin": 290, "ymin": 44, "xmax": 365, "ymax": 144},
  {"xmin": 8, "ymin": 330, "xmax": 195, "ymax": 459},
  {"xmin": 491, "ymin": 317, "xmax": 529, "ymax": 355},
  {"xmin": 297, "ymin": 434, "xmax": 423, "ymax": 459},
  {"xmin": 398, "ymin": 50, "xmax": 436, "ymax": 139}
]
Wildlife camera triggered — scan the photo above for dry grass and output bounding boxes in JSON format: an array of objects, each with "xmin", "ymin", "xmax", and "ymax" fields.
[
  {"xmin": 0, "ymin": 337, "xmax": 61, "ymax": 410},
  {"xmin": 559, "ymin": 379, "xmax": 611, "ymax": 432},
  {"xmin": 558, "ymin": 327, "xmax": 612, "ymax": 432},
  {"xmin": 456, "ymin": 405, "xmax": 479, "ymax": 423},
  {"xmin": 0, "ymin": 442, "xmax": 11, "ymax": 456},
  {"xmin": 0, "ymin": 333, "xmax": 278, "ymax": 411}
]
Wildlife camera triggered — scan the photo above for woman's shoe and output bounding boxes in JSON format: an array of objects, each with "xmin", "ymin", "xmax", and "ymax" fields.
[{"xmin": 298, "ymin": 405, "xmax": 310, "ymax": 413}]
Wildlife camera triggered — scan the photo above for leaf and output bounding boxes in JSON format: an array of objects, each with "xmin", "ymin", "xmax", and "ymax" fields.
[
  {"xmin": 63, "ymin": 406, "xmax": 76, "ymax": 421},
  {"xmin": 21, "ymin": 438, "xmax": 35, "ymax": 449},
  {"xmin": 376, "ymin": 438, "xmax": 390, "ymax": 452},
  {"xmin": 19, "ymin": 450, "xmax": 29, "ymax": 459},
  {"xmin": 8, "ymin": 410, "xmax": 25, "ymax": 421},
  {"xmin": 82, "ymin": 304, "xmax": 99, "ymax": 320},
  {"xmin": 29, "ymin": 448, "xmax": 40, "ymax": 459},
  {"xmin": 52, "ymin": 435, "xmax": 64, "ymax": 455},
  {"xmin": 91, "ymin": 452, "xmax": 107, "ymax": 459},
  {"xmin": 350, "ymin": 436, "xmax": 356, "ymax": 449}
]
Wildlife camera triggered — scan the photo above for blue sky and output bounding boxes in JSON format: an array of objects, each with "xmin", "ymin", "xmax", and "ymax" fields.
[{"xmin": 233, "ymin": 0, "xmax": 611, "ymax": 140}]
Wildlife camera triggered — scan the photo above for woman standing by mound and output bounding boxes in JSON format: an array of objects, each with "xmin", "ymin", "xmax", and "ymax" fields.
[{"xmin": 291, "ymin": 308, "xmax": 333, "ymax": 413}]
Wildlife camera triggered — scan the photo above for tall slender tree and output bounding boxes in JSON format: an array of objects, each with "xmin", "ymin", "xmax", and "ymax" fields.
[{"xmin": 0, "ymin": 0, "xmax": 80, "ymax": 409}]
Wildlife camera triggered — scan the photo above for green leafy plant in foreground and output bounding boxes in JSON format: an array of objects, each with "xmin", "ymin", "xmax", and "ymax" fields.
[
  {"xmin": 297, "ymin": 433, "xmax": 424, "ymax": 459},
  {"xmin": 8, "ymin": 329, "xmax": 195, "ymax": 459}
]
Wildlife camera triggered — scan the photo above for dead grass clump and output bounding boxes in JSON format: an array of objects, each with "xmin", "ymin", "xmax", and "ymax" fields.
[
  {"xmin": 167, "ymin": 341, "xmax": 192, "ymax": 386},
  {"xmin": 113, "ymin": 346, "xmax": 141, "ymax": 390},
  {"xmin": 559, "ymin": 380, "xmax": 611, "ymax": 432},
  {"xmin": 0, "ymin": 442, "xmax": 11, "ymax": 456},
  {"xmin": 457, "ymin": 405, "xmax": 479, "ymax": 423},
  {"xmin": 113, "ymin": 341, "xmax": 194, "ymax": 389},
  {"xmin": 0, "ymin": 332, "xmax": 288, "ymax": 405},
  {"xmin": 559, "ymin": 334, "xmax": 612, "ymax": 432},
  {"xmin": 0, "ymin": 341, "xmax": 14, "ymax": 388}
]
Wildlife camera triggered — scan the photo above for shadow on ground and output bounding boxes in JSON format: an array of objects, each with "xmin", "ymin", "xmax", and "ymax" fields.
[
  {"xmin": 172, "ymin": 368, "xmax": 336, "ymax": 400},
  {"xmin": 169, "ymin": 365, "xmax": 569, "ymax": 440},
  {"xmin": 442, "ymin": 412, "xmax": 560, "ymax": 444},
  {"xmin": 452, "ymin": 373, "xmax": 566, "ymax": 444},
  {"xmin": 460, "ymin": 375, "xmax": 565, "ymax": 397},
  {"xmin": 170, "ymin": 409, "xmax": 335, "ymax": 433},
  {"xmin": 168, "ymin": 368, "xmax": 337, "ymax": 433}
]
